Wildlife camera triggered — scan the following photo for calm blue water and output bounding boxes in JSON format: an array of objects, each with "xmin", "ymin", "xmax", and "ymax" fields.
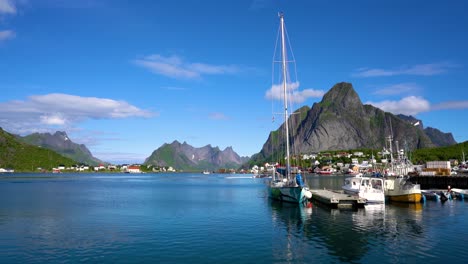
[{"xmin": 0, "ymin": 173, "xmax": 467, "ymax": 263}]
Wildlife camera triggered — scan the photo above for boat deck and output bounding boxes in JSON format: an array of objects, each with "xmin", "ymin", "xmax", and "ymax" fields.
[{"xmin": 310, "ymin": 189, "xmax": 367, "ymax": 209}]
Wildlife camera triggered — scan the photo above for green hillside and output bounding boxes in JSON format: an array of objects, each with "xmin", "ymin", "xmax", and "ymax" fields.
[
  {"xmin": 0, "ymin": 128, "xmax": 77, "ymax": 171},
  {"xmin": 411, "ymin": 141, "xmax": 468, "ymax": 164}
]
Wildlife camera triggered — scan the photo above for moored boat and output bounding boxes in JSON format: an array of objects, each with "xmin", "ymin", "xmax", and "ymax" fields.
[
  {"xmin": 342, "ymin": 174, "xmax": 385, "ymax": 204},
  {"xmin": 267, "ymin": 13, "xmax": 312, "ymax": 205},
  {"xmin": 382, "ymin": 136, "xmax": 422, "ymax": 203},
  {"xmin": 451, "ymin": 188, "xmax": 468, "ymax": 199},
  {"xmin": 384, "ymin": 175, "xmax": 422, "ymax": 203},
  {"xmin": 421, "ymin": 190, "xmax": 441, "ymax": 201}
]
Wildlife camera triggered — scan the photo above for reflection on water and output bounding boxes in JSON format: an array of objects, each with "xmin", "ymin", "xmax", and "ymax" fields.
[
  {"xmin": 1, "ymin": 173, "xmax": 468, "ymax": 263},
  {"xmin": 269, "ymin": 199, "xmax": 434, "ymax": 263}
]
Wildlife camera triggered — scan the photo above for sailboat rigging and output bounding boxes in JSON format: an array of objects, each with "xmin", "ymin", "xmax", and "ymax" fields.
[{"xmin": 268, "ymin": 13, "xmax": 312, "ymax": 204}]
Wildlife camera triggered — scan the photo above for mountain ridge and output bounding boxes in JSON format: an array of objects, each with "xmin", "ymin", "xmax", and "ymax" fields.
[
  {"xmin": 249, "ymin": 82, "xmax": 456, "ymax": 165},
  {"xmin": 144, "ymin": 140, "xmax": 249, "ymax": 171},
  {"xmin": 19, "ymin": 131, "xmax": 103, "ymax": 166},
  {"xmin": 0, "ymin": 128, "xmax": 77, "ymax": 171}
]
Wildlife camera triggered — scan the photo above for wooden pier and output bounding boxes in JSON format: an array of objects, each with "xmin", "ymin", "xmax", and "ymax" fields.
[{"xmin": 310, "ymin": 189, "xmax": 367, "ymax": 209}]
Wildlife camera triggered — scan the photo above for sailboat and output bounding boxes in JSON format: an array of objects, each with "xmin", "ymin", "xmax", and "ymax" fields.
[{"xmin": 268, "ymin": 13, "xmax": 312, "ymax": 204}]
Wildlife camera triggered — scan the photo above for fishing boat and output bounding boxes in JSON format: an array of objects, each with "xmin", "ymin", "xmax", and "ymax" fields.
[
  {"xmin": 382, "ymin": 136, "xmax": 422, "ymax": 203},
  {"xmin": 342, "ymin": 174, "xmax": 385, "ymax": 203},
  {"xmin": 384, "ymin": 175, "xmax": 422, "ymax": 203},
  {"xmin": 268, "ymin": 13, "xmax": 312, "ymax": 204}
]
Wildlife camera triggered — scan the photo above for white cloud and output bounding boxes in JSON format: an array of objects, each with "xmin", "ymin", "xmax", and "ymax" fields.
[
  {"xmin": 0, "ymin": 93, "xmax": 155, "ymax": 135},
  {"xmin": 373, "ymin": 83, "xmax": 422, "ymax": 96},
  {"xmin": 366, "ymin": 96, "xmax": 431, "ymax": 116},
  {"xmin": 353, "ymin": 62, "xmax": 459, "ymax": 77},
  {"xmin": 40, "ymin": 114, "xmax": 67, "ymax": 125},
  {"xmin": 0, "ymin": 29, "xmax": 15, "ymax": 41},
  {"xmin": 265, "ymin": 81, "xmax": 325, "ymax": 104},
  {"xmin": 0, "ymin": 0, "xmax": 16, "ymax": 14},
  {"xmin": 134, "ymin": 54, "xmax": 241, "ymax": 79},
  {"xmin": 432, "ymin": 101, "xmax": 468, "ymax": 111}
]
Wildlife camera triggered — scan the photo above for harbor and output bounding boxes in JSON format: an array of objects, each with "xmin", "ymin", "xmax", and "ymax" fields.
[{"xmin": 2, "ymin": 172, "xmax": 468, "ymax": 263}]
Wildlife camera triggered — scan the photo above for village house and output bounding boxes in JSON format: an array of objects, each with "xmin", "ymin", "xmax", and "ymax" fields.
[{"xmin": 127, "ymin": 165, "xmax": 141, "ymax": 173}]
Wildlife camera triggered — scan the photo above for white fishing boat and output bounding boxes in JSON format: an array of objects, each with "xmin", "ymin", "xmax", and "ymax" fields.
[
  {"xmin": 268, "ymin": 13, "xmax": 312, "ymax": 204},
  {"xmin": 342, "ymin": 174, "xmax": 385, "ymax": 204}
]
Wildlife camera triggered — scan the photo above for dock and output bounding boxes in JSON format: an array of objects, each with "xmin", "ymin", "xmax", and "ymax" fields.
[{"xmin": 310, "ymin": 189, "xmax": 367, "ymax": 209}]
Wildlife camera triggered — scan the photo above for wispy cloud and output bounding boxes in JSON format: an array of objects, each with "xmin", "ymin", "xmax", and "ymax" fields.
[
  {"xmin": 265, "ymin": 81, "xmax": 325, "ymax": 104},
  {"xmin": 0, "ymin": 29, "xmax": 15, "ymax": 41},
  {"xmin": 0, "ymin": 93, "xmax": 155, "ymax": 135},
  {"xmin": 209, "ymin": 112, "xmax": 229, "ymax": 120},
  {"xmin": 366, "ymin": 96, "xmax": 468, "ymax": 116},
  {"xmin": 372, "ymin": 83, "xmax": 422, "ymax": 96},
  {"xmin": 432, "ymin": 101, "xmax": 468, "ymax": 111},
  {"xmin": 0, "ymin": 0, "xmax": 16, "ymax": 14},
  {"xmin": 353, "ymin": 62, "xmax": 460, "ymax": 77},
  {"xmin": 134, "ymin": 54, "xmax": 241, "ymax": 79}
]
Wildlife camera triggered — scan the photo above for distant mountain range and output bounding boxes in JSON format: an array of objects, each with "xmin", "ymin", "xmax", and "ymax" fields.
[
  {"xmin": 1, "ymin": 82, "xmax": 459, "ymax": 171},
  {"xmin": 18, "ymin": 131, "xmax": 103, "ymax": 166},
  {"xmin": 250, "ymin": 82, "xmax": 456, "ymax": 165},
  {"xmin": 144, "ymin": 140, "xmax": 249, "ymax": 171}
]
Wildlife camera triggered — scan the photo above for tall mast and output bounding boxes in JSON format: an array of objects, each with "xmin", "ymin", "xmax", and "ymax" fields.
[
  {"xmin": 387, "ymin": 135, "xmax": 394, "ymax": 172},
  {"xmin": 279, "ymin": 13, "xmax": 291, "ymax": 179}
]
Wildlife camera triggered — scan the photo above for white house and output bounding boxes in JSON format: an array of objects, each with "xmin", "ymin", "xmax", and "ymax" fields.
[{"xmin": 127, "ymin": 165, "xmax": 141, "ymax": 173}]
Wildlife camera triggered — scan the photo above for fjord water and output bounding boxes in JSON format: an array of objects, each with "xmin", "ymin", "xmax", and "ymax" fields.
[{"xmin": 0, "ymin": 173, "xmax": 466, "ymax": 263}]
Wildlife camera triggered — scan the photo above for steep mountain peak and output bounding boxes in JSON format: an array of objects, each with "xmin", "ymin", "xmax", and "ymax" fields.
[
  {"xmin": 250, "ymin": 82, "xmax": 457, "ymax": 166},
  {"xmin": 320, "ymin": 82, "xmax": 362, "ymax": 110},
  {"xmin": 53, "ymin": 131, "xmax": 69, "ymax": 141},
  {"xmin": 170, "ymin": 140, "xmax": 182, "ymax": 145},
  {"xmin": 224, "ymin": 146, "xmax": 234, "ymax": 152}
]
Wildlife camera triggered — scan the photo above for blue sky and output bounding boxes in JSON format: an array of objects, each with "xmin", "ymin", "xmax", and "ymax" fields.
[{"xmin": 0, "ymin": 0, "xmax": 467, "ymax": 164}]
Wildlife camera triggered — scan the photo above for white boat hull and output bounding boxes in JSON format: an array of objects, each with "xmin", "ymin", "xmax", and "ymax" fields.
[
  {"xmin": 342, "ymin": 176, "xmax": 385, "ymax": 204},
  {"xmin": 342, "ymin": 187, "xmax": 385, "ymax": 204}
]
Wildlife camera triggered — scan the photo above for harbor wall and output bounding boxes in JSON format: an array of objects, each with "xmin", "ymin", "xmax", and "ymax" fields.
[{"xmin": 410, "ymin": 175, "xmax": 468, "ymax": 189}]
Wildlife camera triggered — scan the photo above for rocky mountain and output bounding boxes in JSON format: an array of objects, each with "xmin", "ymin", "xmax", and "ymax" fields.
[
  {"xmin": 144, "ymin": 141, "xmax": 249, "ymax": 171},
  {"xmin": 0, "ymin": 128, "xmax": 76, "ymax": 171},
  {"xmin": 19, "ymin": 131, "xmax": 102, "ymax": 166},
  {"xmin": 396, "ymin": 114, "xmax": 456, "ymax": 146},
  {"xmin": 250, "ymin": 82, "xmax": 456, "ymax": 164}
]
